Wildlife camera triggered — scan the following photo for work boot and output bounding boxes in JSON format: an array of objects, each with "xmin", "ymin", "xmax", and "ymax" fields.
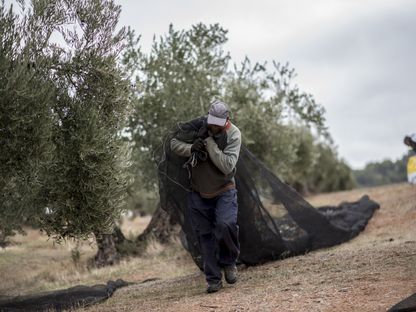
[
  {"xmin": 206, "ymin": 280, "xmax": 223, "ymax": 293},
  {"xmin": 224, "ymin": 264, "xmax": 238, "ymax": 284}
]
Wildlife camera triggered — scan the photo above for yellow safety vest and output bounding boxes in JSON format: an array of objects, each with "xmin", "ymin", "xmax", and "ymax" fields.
[{"xmin": 407, "ymin": 154, "xmax": 416, "ymax": 184}]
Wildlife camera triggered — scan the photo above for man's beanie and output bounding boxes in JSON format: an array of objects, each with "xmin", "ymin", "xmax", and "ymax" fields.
[{"xmin": 207, "ymin": 100, "xmax": 230, "ymax": 126}]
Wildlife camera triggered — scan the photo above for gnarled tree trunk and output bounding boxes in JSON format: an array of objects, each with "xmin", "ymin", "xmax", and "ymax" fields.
[
  {"xmin": 136, "ymin": 203, "xmax": 177, "ymax": 244},
  {"xmin": 93, "ymin": 233, "xmax": 121, "ymax": 267},
  {"xmin": 91, "ymin": 203, "xmax": 177, "ymax": 267}
]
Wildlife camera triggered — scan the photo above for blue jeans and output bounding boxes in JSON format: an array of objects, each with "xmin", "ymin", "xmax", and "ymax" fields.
[{"xmin": 188, "ymin": 189, "xmax": 240, "ymax": 283}]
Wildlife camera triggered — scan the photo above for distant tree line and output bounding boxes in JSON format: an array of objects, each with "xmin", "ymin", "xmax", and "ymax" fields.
[{"xmin": 353, "ymin": 155, "xmax": 407, "ymax": 187}]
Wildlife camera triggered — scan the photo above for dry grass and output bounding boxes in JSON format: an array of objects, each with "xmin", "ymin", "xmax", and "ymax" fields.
[
  {"xmin": 0, "ymin": 215, "xmax": 196, "ymax": 297},
  {"xmin": 1, "ymin": 183, "xmax": 415, "ymax": 312}
]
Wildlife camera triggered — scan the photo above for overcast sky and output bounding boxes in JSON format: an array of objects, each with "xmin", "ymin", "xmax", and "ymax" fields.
[
  {"xmin": 115, "ymin": 0, "xmax": 415, "ymax": 169},
  {"xmin": 6, "ymin": 0, "xmax": 412, "ymax": 169},
  {"xmin": 115, "ymin": 0, "xmax": 416, "ymax": 169}
]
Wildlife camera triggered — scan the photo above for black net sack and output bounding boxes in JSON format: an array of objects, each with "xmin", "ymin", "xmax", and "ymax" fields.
[
  {"xmin": 0, "ymin": 280, "xmax": 129, "ymax": 312},
  {"xmin": 157, "ymin": 118, "xmax": 379, "ymax": 268}
]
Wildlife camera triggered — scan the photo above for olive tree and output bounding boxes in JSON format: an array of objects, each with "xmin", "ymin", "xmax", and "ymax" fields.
[
  {"xmin": 0, "ymin": 0, "xmax": 56, "ymax": 245},
  {"xmin": 0, "ymin": 0, "xmax": 132, "ymax": 262}
]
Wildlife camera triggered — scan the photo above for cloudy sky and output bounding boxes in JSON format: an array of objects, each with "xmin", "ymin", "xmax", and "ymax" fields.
[
  {"xmin": 5, "ymin": 0, "xmax": 414, "ymax": 168},
  {"xmin": 5, "ymin": 0, "xmax": 411, "ymax": 169},
  {"xmin": 115, "ymin": 0, "xmax": 416, "ymax": 169}
]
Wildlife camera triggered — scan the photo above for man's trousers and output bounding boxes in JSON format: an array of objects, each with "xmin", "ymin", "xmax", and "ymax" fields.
[{"xmin": 188, "ymin": 188, "xmax": 240, "ymax": 283}]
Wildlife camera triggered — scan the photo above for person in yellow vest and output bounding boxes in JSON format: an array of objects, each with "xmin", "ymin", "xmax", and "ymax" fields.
[{"xmin": 404, "ymin": 134, "xmax": 416, "ymax": 184}]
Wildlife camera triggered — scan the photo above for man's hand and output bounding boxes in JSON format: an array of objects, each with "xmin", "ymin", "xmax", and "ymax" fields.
[
  {"xmin": 197, "ymin": 125, "xmax": 210, "ymax": 139},
  {"xmin": 191, "ymin": 138, "xmax": 206, "ymax": 153}
]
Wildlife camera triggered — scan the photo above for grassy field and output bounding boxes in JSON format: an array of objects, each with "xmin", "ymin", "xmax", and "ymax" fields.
[
  {"xmin": 1, "ymin": 183, "xmax": 415, "ymax": 311},
  {"xmin": 0, "ymin": 216, "xmax": 195, "ymax": 297}
]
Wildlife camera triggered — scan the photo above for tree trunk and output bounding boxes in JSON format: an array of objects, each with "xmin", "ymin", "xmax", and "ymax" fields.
[
  {"xmin": 92, "ymin": 232, "xmax": 122, "ymax": 267},
  {"xmin": 0, "ymin": 230, "xmax": 11, "ymax": 248},
  {"xmin": 91, "ymin": 203, "xmax": 177, "ymax": 267},
  {"xmin": 136, "ymin": 203, "xmax": 177, "ymax": 244}
]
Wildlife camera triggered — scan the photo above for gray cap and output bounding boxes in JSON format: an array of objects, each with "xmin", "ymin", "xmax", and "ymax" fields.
[{"xmin": 207, "ymin": 100, "xmax": 229, "ymax": 126}]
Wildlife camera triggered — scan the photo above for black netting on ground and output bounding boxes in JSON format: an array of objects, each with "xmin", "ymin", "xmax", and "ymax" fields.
[
  {"xmin": 157, "ymin": 118, "xmax": 380, "ymax": 268},
  {"xmin": 0, "ymin": 280, "xmax": 130, "ymax": 312},
  {"xmin": 388, "ymin": 293, "xmax": 416, "ymax": 312}
]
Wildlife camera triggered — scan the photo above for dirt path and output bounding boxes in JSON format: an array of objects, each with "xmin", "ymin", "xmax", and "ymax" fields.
[{"xmin": 82, "ymin": 183, "xmax": 416, "ymax": 312}]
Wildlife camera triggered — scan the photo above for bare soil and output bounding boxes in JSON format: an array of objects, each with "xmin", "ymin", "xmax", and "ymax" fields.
[
  {"xmin": 82, "ymin": 183, "xmax": 416, "ymax": 312},
  {"xmin": 1, "ymin": 183, "xmax": 415, "ymax": 312}
]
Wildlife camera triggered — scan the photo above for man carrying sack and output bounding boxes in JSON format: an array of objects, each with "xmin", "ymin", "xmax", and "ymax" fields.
[{"xmin": 170, "ymin": 100, "xmax": 242, "ymax": 293}]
